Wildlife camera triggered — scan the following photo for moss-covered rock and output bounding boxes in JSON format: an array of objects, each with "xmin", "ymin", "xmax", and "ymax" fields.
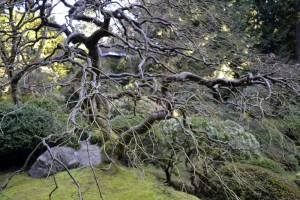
[
  {"xmin": 206, "ymin": 163, "xmax": 300, "ymax": 200},
  {"xmin": 191, "ymin": 117, "xmax": 260, "ymax": 153}
]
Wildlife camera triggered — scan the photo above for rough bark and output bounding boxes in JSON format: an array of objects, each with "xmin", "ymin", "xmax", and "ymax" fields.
[{"xmin": 10, "ymin": 81, "xmax": 21, "ymax": 104}]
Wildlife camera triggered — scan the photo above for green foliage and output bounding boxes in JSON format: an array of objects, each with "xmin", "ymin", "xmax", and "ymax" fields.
[
  {"xmin": 145, "ymin": 119, "xmax": 188, "ymax": 167},
  {"xmin": 243, "ymin": 156, "xmax": 285, "ymax": 174},
  {"xmin": 0, "ymin": 99, "xmax": 67, "ymax": 157},
  {"xmin": 284, "ymin": 154, "xmax": 299, "ymax": 171},
  {"xmin": 152, "ymin": 118, "xmax": 184, "ymax": 143},
  {"xmin": 232, "ymin": 0, "xmax": 300, "ymax": 57},
  {"xmin": 26, "ymin": 98, "xmax": 63, "ymax": 113},
  {"xmin": 79, "ymin": 130, "xmax": 103, "ymax": 145},
  {"xmin": 206, "ymin": 163, "xmax": 300, "ymax": 200},
  {"xmin": 282, "ymin": 105, "xmax": 300, "ymax": 143},
  {"xmin": 247, "ymin": 119, "xmax": 297, "ymax": 170}
]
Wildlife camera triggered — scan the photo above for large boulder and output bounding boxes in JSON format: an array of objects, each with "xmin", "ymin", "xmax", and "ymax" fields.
[
  {"xmin": 75, "ymin": 141, "xmax": 101, "ymax": 167},
  {"xmin": 28, "ymin": 141, "xmax": 101, "ymax": 178}
]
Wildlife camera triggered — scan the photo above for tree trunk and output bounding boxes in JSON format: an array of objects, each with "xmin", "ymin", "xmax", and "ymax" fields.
[
  {"xmin": 10, "ymin": 81, "xmax": 21, "ymax": 104},
  {"xmin": 7, "ymin": 66, "xmax": 22, "ymax": 104}
]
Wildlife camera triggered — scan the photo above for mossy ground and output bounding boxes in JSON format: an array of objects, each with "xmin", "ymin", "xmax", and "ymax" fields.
[{"xmin": 0, "ymin": 164, "xmax": 198, "ymax": 200}]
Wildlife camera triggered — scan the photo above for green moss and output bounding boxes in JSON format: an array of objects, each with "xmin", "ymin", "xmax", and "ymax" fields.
[
  {"xmin": 0, "ymin": 165, "xmax": 198, "ymax": 200},
  {"xmin": 0, "ymin": 94, "xmax": 13, "ymax": 102}
]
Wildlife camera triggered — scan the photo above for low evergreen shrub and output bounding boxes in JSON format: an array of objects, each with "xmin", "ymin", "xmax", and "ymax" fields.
[{"xmin": 0, "ymin": 98, "xmax": 67, "ymax": 166}]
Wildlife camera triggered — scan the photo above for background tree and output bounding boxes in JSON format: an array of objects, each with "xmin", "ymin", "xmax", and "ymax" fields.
[
  {"xmin": 0, "ymin": 2, "xmax": 65, "ymax": 103},
  {"xmin": 232, "ymin": 0, "xmax": 300, "ymax": 59}
]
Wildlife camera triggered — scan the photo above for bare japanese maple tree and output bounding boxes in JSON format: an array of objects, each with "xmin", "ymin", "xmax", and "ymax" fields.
[{"xmin": 1, "ymin": 0, "xmax": 299, "ymax": 199}]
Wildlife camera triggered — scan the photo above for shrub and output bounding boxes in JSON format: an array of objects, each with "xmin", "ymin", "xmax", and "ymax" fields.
[
  {"xmin": 243, "ymin": 156, "xmax": 285, "ymax": 174},
  {"xmin": 206, "ymin": 163, "xmax": 300, "ymax": 200},
  {"xmin": 26, "ymin": 97, "xmax": 66, "ymax": 113},
  {"xmin": 80, "ymin": 130, "xmax": 103, "ymax": 145},
  {"xmin": 282, "ymin": 105, "xmax": 300, "ymax": 144},
  {"xmin": 0, "ymin": 99, "xmax": 67, "ymax": 163},
  {"xmin": 248, "ymin": 119, "xmax": 297, "ymax": 170}
]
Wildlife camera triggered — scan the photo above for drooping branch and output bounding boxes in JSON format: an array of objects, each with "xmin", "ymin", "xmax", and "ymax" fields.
[
  {"xmin": 161, "ymin": 71, "xmax": 295, "ymax": 95},
  {"xmin": 163, "ymin": 72, "xmax": 260, "ymax": 88},
  {"xmin": 42, "ymin": 139, "xmax": 82, "ymax": 200},
  {"xmin": 121, "ymin": 109, "xmax": 170, "ymax": 144},
  {"xmin": 104, "ymin": 90, "xmax": 137, "ymax": 100}
]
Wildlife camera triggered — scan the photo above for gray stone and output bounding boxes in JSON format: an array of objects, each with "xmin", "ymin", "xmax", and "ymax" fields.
[
  {"xmin": 205, "ymin": 120, "xmax": 260, "ymax": 153},
  {"xmin": 28, "ymin": 141, "xmax": 101, "ymax": 178},
  {"xmin": 76, "ymin": 141, "xmax": 101, "ymax": 167}
]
